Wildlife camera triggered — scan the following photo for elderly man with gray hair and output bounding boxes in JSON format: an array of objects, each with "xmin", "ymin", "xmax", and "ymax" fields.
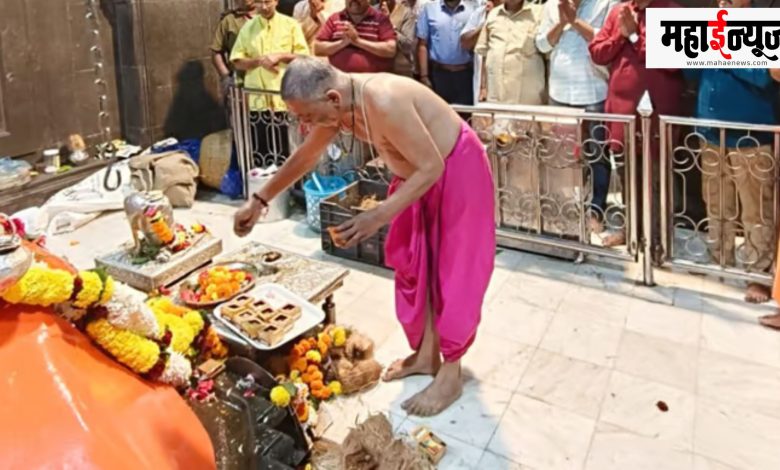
[{"xmin": 233, "ymin": 57, "xmax": 496, "ymax": 417}]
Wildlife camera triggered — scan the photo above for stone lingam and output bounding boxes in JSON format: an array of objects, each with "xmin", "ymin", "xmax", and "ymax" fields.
[{"xmin": 94, "ymin": 177, "xmax": 222, "ymax": 293}]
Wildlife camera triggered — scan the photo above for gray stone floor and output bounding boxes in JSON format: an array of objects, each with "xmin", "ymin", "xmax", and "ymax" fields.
[{"xmin": 49, "ymin": 197, "xmax": 780, "ymax": 470}]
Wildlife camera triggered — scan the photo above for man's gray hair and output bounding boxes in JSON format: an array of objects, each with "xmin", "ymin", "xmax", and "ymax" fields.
[{"xmin": 281, "ymin": 57, "xmax": 342, "ymax": 101}]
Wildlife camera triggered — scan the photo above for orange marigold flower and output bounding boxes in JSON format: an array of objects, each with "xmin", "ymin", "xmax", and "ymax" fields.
[{"xmin": 291, "ymin": 358, "xmax": 308, "ymax": 373}]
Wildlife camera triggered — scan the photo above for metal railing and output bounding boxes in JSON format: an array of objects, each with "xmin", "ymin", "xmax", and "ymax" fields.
[
  {"xmin": 229, "ymin": 86, "xmax": 388, "ymax": 199},
  {"xmin": 228, "ymin": 85, "xmax": 779, "ymax": 287},
  {"xmin": 656, "ymin": 115, "xmax": 780, "ymax": 284},
  {"xmin": 452, "ymin": 103, "xmax": 641, "ymax": 265}
]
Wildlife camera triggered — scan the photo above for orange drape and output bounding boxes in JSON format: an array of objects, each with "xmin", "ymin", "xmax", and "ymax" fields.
[{"xmin": 0, "ymin": 243, "xmax": 215, "ymax": 469}]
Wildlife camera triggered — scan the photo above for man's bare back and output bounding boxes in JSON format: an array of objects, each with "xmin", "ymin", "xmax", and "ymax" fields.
[{"xmin": 336, "ymin": 73, "xmax": 464, "ymax": 179}]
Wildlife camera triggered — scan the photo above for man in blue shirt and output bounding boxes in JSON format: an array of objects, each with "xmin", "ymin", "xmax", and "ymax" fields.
[
  {"xmin": 686, "ymin": 63, "xmax": 779, "ymax": 303},
  {"xmin": 416, "ymin": 0, "xmax": 477, "ymax": 105}
]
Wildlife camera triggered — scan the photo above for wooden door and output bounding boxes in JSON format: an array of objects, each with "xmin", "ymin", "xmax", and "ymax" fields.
[{"xmin": 0, "ymin": 0, "xmax": 41, "ymax": 158}]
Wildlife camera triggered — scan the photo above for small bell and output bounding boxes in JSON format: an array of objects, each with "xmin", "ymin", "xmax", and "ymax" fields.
[{"xmin": 0, "ymin": 214, "xmax": 33, "ymax": 296}]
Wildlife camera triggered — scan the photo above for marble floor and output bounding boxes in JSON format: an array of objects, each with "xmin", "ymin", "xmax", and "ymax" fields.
[{"xmin": 48, "ymin": 197, "xmax": 780, "ymax": 470}]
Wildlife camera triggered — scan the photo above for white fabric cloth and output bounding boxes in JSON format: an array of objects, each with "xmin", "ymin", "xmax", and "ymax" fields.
[
  {"xmin": 20, "ymin": 161, "xmax": 133, "ymax": 235},
  {"xmin": 535, "ymin": 0, "xmax": 617, "ymax": 106},
  {"xmin": 461, "ymin": 1, "xmax": 488, "ymax": 104}
]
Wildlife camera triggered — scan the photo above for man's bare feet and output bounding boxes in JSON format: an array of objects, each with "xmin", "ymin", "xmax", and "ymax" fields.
[
  {"xmin": 745, "ymin": 283, "xmax": 771, "ymax": 304},
  {"xmin": 588, "ymin": 214, "xmax": 604, "ymax": 234},
  {"xmin": 401, "ymin": 361, "xmax": 462, "ymax": 417},
  {"xmin": 759, "ymin": 313, "xmax": 780, "ymax": 330},
  {"xmin": 602, "ymin": 230, "xmax": 626, "ymax": 247},
  {"xmin": 383, "ymin": 351, "xmax": 441, "ymax": 382}
]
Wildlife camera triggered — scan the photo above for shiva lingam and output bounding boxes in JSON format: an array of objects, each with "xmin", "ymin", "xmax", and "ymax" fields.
[
  {"xmin": 124, "ymin": 188, "xmax": 175, "ymax": 256},
  {"xmin": 93, "ymin": 176, "xmax": 222, "ymax": 293},
  {"xmin": 0, "ymin": 214, "xmax": 32, "ymax": 296},
  {"xmin": 123, "ymin": 171, "xmax": 203, "ymax": 262}
]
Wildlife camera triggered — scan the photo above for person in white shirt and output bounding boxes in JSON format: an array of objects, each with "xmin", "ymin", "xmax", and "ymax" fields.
[
  {"xmin": 293, "ymin": 0, "xmax": 347, "ymax": 51},
  {"xmin": 536, "ymin": 0, "xmax": 618, "ymax": 234},
  {"xmin": 459, "ymin": 0, "xmax": 497, "ymax": 104}
]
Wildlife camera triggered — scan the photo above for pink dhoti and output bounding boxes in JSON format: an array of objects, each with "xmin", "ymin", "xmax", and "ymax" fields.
[{"xmin": 385, "ymin": 122, "xmax": 496, "ymax": 362}]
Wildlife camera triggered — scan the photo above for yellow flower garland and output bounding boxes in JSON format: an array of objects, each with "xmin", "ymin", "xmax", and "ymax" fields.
[
  {"xmin": 183, "ymin": 310, "xmax": 205, "ymax": 335},
  {"xmin": 148, "ymin": 300, "xmax": 204, "ymax": 354},
  {"xmin": 147, "ymin": 296, "xmax": 191, "ymax": 317},
  {"xmin": 86, "ymin": 318, "xmax": 161, "ymax": 374},
  {"xmin": 98, "ymin": 275, "xmax": 115, "ymax": 305},
  {"xmin": 74, "ymin": 271, "xmax": 103, "ymax": 309},
  {"xmin": 2, "ymin": 261, "xmax": 197, "ymax": 385},
  {"xmin": 1, "ymin": 265, "xmax": 74, "ymax": 306}
]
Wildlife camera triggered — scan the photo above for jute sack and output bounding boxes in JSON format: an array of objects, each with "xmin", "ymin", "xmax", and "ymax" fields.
[{"xmin": 129, "ymin": 151, "xmax": 199, "ymax": 207}]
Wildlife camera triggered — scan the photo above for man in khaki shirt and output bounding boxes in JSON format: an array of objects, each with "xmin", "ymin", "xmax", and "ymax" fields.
[
  {"xmin": 293, "ymin": 0, "xmax": 346, "ymax": 50},
  {"xmin": 475, "ymin": 0, "xmax": 544, "ymax": 104}
]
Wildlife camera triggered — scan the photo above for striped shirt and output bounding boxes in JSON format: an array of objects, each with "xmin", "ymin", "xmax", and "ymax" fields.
[
  {"xmin": 316, "ymin": 8, "xmax": 397, "ymax": 73},
  {"xmin": 535, "ymin": 0, "xmax": 618, "ymax": 106}
]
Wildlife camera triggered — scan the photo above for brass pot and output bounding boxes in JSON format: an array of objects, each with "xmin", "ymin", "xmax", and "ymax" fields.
[{"xmin": 0, "ymin": 214, "xmax": 32, "ymax": 296}]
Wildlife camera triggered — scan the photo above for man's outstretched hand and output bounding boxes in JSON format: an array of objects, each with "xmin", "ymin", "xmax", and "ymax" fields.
[
  {"xmin": 234, "ymin": 200, "xmax": 266, "ymax": 237},
  {"xmin": 334, "ymin": 210, "xmax": 386, "ymax": 248}
]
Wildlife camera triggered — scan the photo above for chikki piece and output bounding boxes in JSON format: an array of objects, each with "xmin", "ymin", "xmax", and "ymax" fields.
[
  {"xmin": 237, "ymin": 317, "xmax": 267, "ymax": 339},
  {"xmin": 233, "ymin": 294, "xmax": 255, "ymax": 306},
  {"xmin": 256, "ymin": 305, "xmax": 278, "ymax": 322},
  {"xmin": 278, "ymin": 303, "xmax": 302, "ymax": 321},
  {"xmin": 233, "ymin": 310, "xmax": 256, "ymax": 323},
  {"xmin": 197, "ymin": 359, "xmax": 226, "ymax": 379},
  {"xmin": 257, "ymin": 324, "xmax": 286, "ymax": 346},
  {"xmin": 221, "ymin": 301, "xmax": 249, "ymax": 320},
  {"xmin": 270, "ymin": 313, "xmax": 295, "ymax": 333},
  {"xmin": 411, "ymin": 426, "xmax": 447, "ymax": 464},
  {"xmin": 327, "ymin": 226, "xmax": 347, "ymax": 249}
]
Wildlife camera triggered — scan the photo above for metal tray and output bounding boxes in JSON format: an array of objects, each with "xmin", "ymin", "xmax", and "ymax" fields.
[
  {"xmin": 178, "ymin": 261, "xmax": 272, "ymax": 308},
  {"xmin": 215, "ymin": 283, "xmax": 325, "ymax": 351}
]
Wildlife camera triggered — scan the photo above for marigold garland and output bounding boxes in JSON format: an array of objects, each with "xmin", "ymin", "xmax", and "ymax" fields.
[
  {"xmin": 1, "ymin": 264, "xmax": 75, "ymax": 306},
  {"xmin": 274, "ymin": 328, "xmax": 353, "ymax": 425},
  {"xmin": 85, "ymin": 318, "xmax": 161, "ymax": 374},
  {"xmin": 98, "ymin": 275, "xmax": 115, "ymax": 305},
  {"xmin": 2, "ymin": 258, "xmax": 207, "ymax": 388},
  {"xmin": 150, "ymin": 314, "xmax": 199, "ymax": 356},
  {"xmin": 202, "ymin": 326, "xmax": 228, "ymax": 359},
  {"xmin": 74, "ymin": 271, "xmax": 103, "ymax": 309},
  {"xmin": 183, "ymin": 310, "xmax": 205, "ymax": 335},
  {"xmin": 147, "ymin": 296, "xmax": 191, "ymax": 317}
]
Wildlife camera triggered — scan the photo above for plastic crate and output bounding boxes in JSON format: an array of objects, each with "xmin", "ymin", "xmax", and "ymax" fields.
[{"xmin": 320, "ymin": 179, "xmax": 390, "ymax": 268}]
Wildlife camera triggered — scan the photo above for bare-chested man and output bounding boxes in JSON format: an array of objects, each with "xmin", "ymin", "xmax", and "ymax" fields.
[{"xmin": 233, "ymin": 57, "xmax": 495, "ymax": 416}]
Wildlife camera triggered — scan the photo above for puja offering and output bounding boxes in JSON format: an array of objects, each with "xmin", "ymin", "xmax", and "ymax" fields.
[
  {"xmin": 96, "ymin": 185, "xmax": 222, "ymax": 292},
  {"xmin": 327, "ymin": 226, "xmax": 347, "ymax": 249},
  {"xmin": 411, "ymin": 426, "xmax": 447, "ymax": 464},
  {"xmin": 357, "ymin": 194, "xmax": 381, "ymax": 211},
  {"xmin": 219, "ymin": 294, "xmax": 301, "ymax": 347},
  {"xmin": 179, "ymin": 262, "xmax": 258, "ymax": 308},
  {"xmin": 260, "ymin": 250, "xmax": 284, "ymax": 268},
  {"xmin": 196, "ymin": 358, "xmax": 226, "ymax": 380},
  {"xmin": 215, "ymin": 283, "xmax": 324, "ymax": 350}
]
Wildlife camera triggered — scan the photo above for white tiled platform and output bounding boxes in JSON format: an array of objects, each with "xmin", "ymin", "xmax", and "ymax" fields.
[{"xmin": 49, "ymin": 196, "xmax": 780, "ymax": 470}]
